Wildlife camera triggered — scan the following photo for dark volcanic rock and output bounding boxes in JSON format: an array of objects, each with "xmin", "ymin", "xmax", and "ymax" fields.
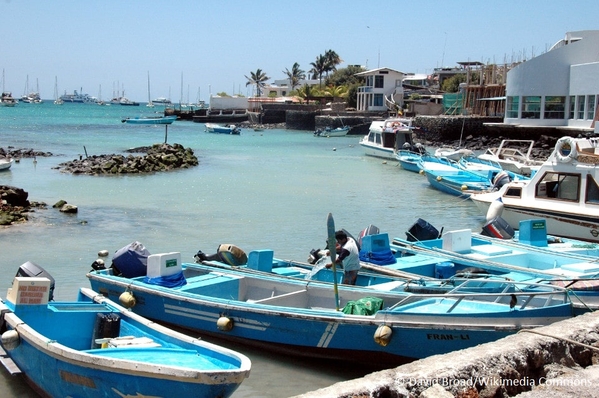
[
  {"xmin": 56, "ymin": 143, "xmax": 199, "ymax": 175},
  {"xmin": 0, "ymin": 186, "xmax": 46, "ymax": 226}
]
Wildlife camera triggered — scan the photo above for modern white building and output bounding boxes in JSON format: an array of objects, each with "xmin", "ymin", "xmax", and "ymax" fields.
[
  {"xmin": 504, "ymin": 30, "xmax": 599, "ymax": 130},
  {"xmin": 355, "ymin": 67, "xmax": 404, "ymax": 112}
]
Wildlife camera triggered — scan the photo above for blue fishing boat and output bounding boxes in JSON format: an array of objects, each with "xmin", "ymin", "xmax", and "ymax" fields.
[
  {"xmin": 395, "ymin": 149, "xmax": 426, "ymax": 172},
  {"xmin": 205, "ymin": 123, "xmax": 241, "ymax": 134},
  {"xmin": 121, "ymin": 115, "xmax": 177, "ymax": 125},
  {"xmin": 419, "ymin": 156, "xmax": 494, "ymax": 197},
  {"xmin": 388, "ymin": 219, "xmax": 599, "ymax": 312},
  {"xmin": 86, "ymin": 244, "xmax": 572, "ymax": 365},
  {"xmin": 0, "ymin": 262, "xmax": 251, "ymax": 398}
]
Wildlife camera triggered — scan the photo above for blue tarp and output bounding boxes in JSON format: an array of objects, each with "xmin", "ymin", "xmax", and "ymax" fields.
[
  {"xmin": 359, "ymin": 249, "xmax": 397, "ymax": 265},
  {"xmin": 144, "ymin": 271, "xmax": 187, "ymax": 288}
]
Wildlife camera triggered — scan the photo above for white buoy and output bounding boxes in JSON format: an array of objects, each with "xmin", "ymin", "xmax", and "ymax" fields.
[
  {"xmin": 1, "ymin": 330, "xmax": 20, "ymax": 350},
  {"xmin": 486, "ymin": 197, "xmax": 504, "ymax": 221},
  {"xmin": 374, "ymin": 325, "xmax": 392, "ymax": 346},
  {"xmin": 217, "ymin": 316, "xmax": 234, "ymax": 331}
]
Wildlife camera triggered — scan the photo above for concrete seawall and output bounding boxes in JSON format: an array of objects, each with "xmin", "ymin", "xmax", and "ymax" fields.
[{"xmin": 293, "ymin": 311, "xmax": 599, "ymax": 398}]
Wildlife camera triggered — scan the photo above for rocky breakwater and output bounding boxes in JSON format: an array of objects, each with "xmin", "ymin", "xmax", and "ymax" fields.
[
  {"xmin": 0, "ymin": 186, "xmax": 46, "ymax": 225},
  {"xmin": 295, "ymin": 311, "xmax": 599, "ymax": 398},
  {"xmin": 57, "ymin": 143, "xmax": 198, "ymax": 175}
]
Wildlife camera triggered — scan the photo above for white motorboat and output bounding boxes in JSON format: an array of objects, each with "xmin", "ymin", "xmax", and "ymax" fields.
[
  {"xmin": 477, "ymin": 139, "xmax": 544, "ymax": 176},
  {"xmin": 0, "ymin": 157, "xmax": 13, "ymax": 171},
  {"xmin": 359, "ymin": 117, "xmax": 416, "ymax": 160},
  {"xmin": 470, "ymin": 136, "xmax": 599, "ymax": 243}
]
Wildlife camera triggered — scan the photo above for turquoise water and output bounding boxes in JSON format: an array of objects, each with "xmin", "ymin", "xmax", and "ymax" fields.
[{"xmin": 0, "ymin": 102, "xmax": 485, "ymax": 397}]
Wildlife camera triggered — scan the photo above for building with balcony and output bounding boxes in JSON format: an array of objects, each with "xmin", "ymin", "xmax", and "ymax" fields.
[{"xmin": 355, "ymin": 67, "xmax": 404, "ymax": 112}]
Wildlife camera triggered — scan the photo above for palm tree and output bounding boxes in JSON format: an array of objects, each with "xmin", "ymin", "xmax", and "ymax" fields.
[
  {"xmin": 244, "ymin": 69, "xmax": 270, "ymax": 97},
  {"xmin": 309, "ymin": 55, "xmax": 327, "ymax": 87},
  {"xmin": 283, "ymin": 63, "xmax": 306, "ymax": 91},
  {"xmin": 322, "ymin": 85, "xmax": 348, "ymax": 100},
  {"xmin": 296, "ymin": 84, "xmax": 315, "ymax": 104},
  {"xmin": 324, "ymin": 50, "xmax": 343, "ymax": 77}
]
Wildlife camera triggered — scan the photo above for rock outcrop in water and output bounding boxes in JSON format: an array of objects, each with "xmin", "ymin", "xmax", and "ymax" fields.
[
  {"xmin": 56, "ymin": 143, "xmax": 198, "ymax": 175},
  {"xmin": 0, "ymin": 186, "xmax": 46, "ymax": 225}
]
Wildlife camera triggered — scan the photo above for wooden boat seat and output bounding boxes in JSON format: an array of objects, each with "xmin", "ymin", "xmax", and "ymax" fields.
[
  {"xmin": 365, "ymin": 281, "xmax": 407, "ymax": 291},
  {"xmin": 468, "ymin": 245, "xmax": 513, "ymax": 257},
  {"xmin": 560, "ymin": 262, "xmax": 599, "ymax": 274},
  {"xmin": 105, "ymin": 336, "xmax": 161, "ymax": 348},
  {"xmin": 247, "ymin": 289, "xmax": 308, "ymax": 307}
]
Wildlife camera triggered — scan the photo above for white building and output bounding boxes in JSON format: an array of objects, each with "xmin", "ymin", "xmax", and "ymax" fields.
[
  {"xmin": 505, "ymin": 30, "xmax": 599, "ymax": 130},
  {"xmin": 355, "ymin": 67, "xmax": 404, "ymax": 112}
]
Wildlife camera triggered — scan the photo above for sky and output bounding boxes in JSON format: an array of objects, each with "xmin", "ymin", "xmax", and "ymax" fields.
[{"xmin": 1, "ymin": 0, "xmax": 598, "ymax": 103}]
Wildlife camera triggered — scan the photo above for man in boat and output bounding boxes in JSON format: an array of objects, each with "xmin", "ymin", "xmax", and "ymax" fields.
[{"xmin": 326, "ymin": 230, "xmax": 360, "ymax": 285}]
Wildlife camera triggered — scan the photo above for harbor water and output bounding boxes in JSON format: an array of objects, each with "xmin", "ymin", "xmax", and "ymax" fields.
[{"xmin": 0, "ymin": 102, "xmax": 484, "ymax": 397}]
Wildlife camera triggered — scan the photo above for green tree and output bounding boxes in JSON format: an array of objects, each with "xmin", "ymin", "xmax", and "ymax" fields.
[
  {"xmin": 296, "ymin": 84, "xmax": 315, "ymax": 104},
  {"xmin": 244, "ymin": 69, "xmax": 270, "ymax": 97},
  {"xmin": 283, "ymin": 63, "xmax": 306, "ymax": 91},
  {"xmin": 326, "ymin": 65, "xmax": 366, "ymax": 87},
  {"xmin": 441, "ymin": 74, "xmax": 466, "ymax": 93},
  {"xmin": 309, "ymin": 55, "xmax": 327, "ymax": 87},
  {"xmin": 322, "ymin": 85, "xmax": 348, "ymax": 100},
  {"xmin": 324, "ymin": 49, "xmax": 343, "ymax": 77}
]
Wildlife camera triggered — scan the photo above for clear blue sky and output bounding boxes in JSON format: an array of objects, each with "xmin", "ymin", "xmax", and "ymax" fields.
[{"xmin": 2, "ymin": 0, "xmax": 597, "ymax": 103}]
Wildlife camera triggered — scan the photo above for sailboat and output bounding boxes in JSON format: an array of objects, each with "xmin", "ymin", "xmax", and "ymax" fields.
[
  {"xmin": 146, "ymin": 71, "xmax": 154, "ymax": 108},
  {"xmin": 1, "ymin": 69, "xmax": 17, "ymax": 107},
  {"xmin": 53, "ymin": 77, "xmax": 63, "ymax": 105}
]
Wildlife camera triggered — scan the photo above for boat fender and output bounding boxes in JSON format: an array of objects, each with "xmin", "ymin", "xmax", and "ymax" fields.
[
  {"xmin": 436, "ymin": 176, "xmax": 442, "ymax": 181},
  {"xmin": 217, "ymin": 316, "xmax": 234, "ymax": 331},
  {"xmin": 217, "ymin": 244, "xmax": 248, "ymax": 267},
  {"xmin": 461, "ymin": 184, "xmax": 468, "ymax": 191},
  {"xmin": 119, "ymin": 290, "xmax": 136, "ymax": 308},
  {"xmin": 555, "ymin": 136, "xmax": 578, "ymax": 163},
  {"xmin": 1, "ymin": 330, "xmax": 20, "ymax": 350},
  {"xmin": 374, "ymin": 325, "xmax": 392, "ymax": 347},
  {"xmin": 486, "ymin": 197, "xmax": 504, "ymax": 222}
]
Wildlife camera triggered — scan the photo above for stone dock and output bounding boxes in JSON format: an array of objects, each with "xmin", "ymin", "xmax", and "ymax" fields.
[{"xmin": 293, "ymin": 312, "xmax": 599, "ymax": 398}]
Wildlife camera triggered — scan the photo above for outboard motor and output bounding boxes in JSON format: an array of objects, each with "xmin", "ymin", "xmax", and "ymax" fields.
[
  {"xmin": 15, "ymin": 261, "xmax": 55, "ymax": 301},
  {"xmin": 492, "ymin": 171, "xmax": 511, "ymax": 190},
  {"xmin": 406, "ymin": 218, "xmax": 441, "ymax": 242}
]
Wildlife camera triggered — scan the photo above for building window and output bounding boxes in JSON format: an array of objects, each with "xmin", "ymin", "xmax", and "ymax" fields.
[
  {"xmin": 578, "ymin": 95, "xmax": 585, "ymax": 119},
  {"xmin": 521, "ymin": 96, "xmax": 541, "ymax": 119},
  {"xmin": 374, "ymin": 76, "xmax": 384, "ymax": 89},
  {"xmin": 587, "ymin": 95, "xmax": 596, "ymax": 120},
  {"xmin": 374, "ymin": 93, "xmax": 383, "ymax": 106},
  {"xmin": 365, "ymin": 76, "xmax": 373, "ymax": 87},
  {"xmin": 506, "ymin": 96, "xmax": 519, "ymax": 118},
  {"xmin": 544, "ymin": 96, "xmax": 565, "ymax": 119},
  {"xmin": 568, "ymin": 96, "xmax": 575, "ymax": 119}
]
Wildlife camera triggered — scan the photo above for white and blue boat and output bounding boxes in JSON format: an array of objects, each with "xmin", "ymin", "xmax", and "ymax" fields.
[
  {"xmin": 388, "ymin": 220, "xmax": 599, "ymax": 312},
  {"xmin": 419, "ymin": 157, "xmax": 494, "ymax": 197},
  {"xmin": 86, "ymin": 247, "xmax": 572, "ymax": 365},
  {"xmin": 360, "ymin": 117, "xmax": 416, "ymax": 160},
  {"xmin": 122, "ymin": 115, "xmax": 177, "ymax": 125},
  {"xmin": 0, "ymin": 262, "xmax": 251, "ymax": 398},
  {"xmin": 205, "ymin": 123, "xmax": 241, "ymax": 135}
]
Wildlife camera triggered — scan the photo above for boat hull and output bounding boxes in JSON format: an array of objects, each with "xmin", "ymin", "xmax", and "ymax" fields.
[
  {"xmin": 87, "ymin": 266, "xmax": 571, "ymax": 365},
  {"xmin": 0, "ymin": 285, "xmax": 250, "ymax": 398},
  {"xmin": 123, "ymin": 116, "xmax": 177, "ymax": 125},
  {"xmin": 471, "ymin": 190, "xmax": 599, "ymax": 243}
]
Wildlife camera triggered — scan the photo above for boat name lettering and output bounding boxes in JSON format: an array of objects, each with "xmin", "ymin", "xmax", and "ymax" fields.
[
  {"xmin": 60, "ymin": 370, "xmax": 97, "ymax": 388},
  {"xmin": 426, "ymin": 333, "xmax": 470, "ymax": 341}
]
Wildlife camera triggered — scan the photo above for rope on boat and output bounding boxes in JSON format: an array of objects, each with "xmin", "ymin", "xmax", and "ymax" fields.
[
  {"xmin": 517, "ymin": 329, "xmax": 599, "ymax": 352},
  {"xmin": 565, "ymin": 289, "xmax": 595, "ymax": 312}
]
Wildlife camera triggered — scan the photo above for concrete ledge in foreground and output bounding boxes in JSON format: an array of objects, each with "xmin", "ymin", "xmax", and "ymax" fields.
[{"xmin": 292, "ymin": 311, "xmax": 599, "ymax": 398}]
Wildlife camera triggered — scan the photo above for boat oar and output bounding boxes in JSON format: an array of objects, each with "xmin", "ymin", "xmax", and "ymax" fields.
[{"xmin": 327, "ymin": 213, "xmax": 340, "ymax": 311}]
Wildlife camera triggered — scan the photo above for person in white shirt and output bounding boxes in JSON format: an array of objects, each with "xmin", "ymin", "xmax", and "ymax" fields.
[{"xmin": 327, "ymin": 230, "xmax": 360, "ymax": 285}]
